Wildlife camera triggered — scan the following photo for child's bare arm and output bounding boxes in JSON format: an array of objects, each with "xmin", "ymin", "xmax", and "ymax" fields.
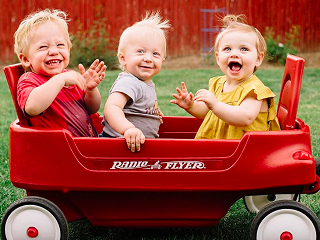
[
  {"xmin": 104, "ymin": 92, "xmax": 145, "ymax": 152},
  {"xmin": 170, "ymin": 82, "xmax": 209, "ymax": 119},
  {"xmin": 25, "ymin": 71, "xmax": 86, "ymax": 116},
  {"xmin": 195, "ymin": 90, "xmax": 263, "ymax": 127},
  {"xmin": 80, "ymin": 59, "xmax": 107, "ymax": 114}
]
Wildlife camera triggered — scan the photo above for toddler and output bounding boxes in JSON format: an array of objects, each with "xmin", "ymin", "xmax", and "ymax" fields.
[
  {"xmin": 15, "ymin": 9, "xmax": 107, "ymax": 137},
  {"xmin": 101, "ymin": 12, "xmax": 170, "ymax": 151},
  {"xmin": 171, "ymin": 14, "xmax": 280, "ymax": 139}
]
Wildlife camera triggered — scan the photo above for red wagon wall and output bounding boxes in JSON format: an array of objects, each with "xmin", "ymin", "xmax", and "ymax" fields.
[{"xmin": 0, "ymin": 0, "xmax": 319, "ymax": 62}]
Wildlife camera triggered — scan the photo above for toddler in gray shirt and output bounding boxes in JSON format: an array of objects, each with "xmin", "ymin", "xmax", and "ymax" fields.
[{"xmin": 101, "ymin": 12, "xmax": 170, "ymax": 152}]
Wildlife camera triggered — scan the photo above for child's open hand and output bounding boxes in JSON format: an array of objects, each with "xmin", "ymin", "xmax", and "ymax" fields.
[
  {"xmin": 170, "ymin": 82, "xmax": 194, "ymax": 110},
  {"xmin": 79, "ymin": 59, "xmax": 107, "ymax": 90},
  {"xmin": 124, "ymin": 128, "xmax": 146, "ymax": 152},
  {"xmin": 60, "ymin": 70, "xmax": 86, "ymax": 90},
  {"xmin": 194, "ymin": 89, "xmax": 218, "ymax": 110}
]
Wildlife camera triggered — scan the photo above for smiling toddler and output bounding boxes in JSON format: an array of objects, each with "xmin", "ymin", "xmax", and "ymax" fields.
[
  {"xmin": 101, "ymin": 12, "xmax": 170, "ymax": 151},
  {"xmin": 171, "ymin": 14, "xmax": 280, "ymax": 139},
  {"xmin": 15, "ymin": 9, "xmax": 107, "ymax": 137}
]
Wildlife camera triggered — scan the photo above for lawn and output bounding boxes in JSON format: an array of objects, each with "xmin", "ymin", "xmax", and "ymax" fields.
[{"xmin": 1, "ymin": 67, "xmax": 320, "ymax": 239}]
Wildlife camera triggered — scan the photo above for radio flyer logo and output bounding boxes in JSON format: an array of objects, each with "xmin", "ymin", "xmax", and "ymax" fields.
[{"xmin": 110, "ymin": 160, "xmax": 206, "ymax": 170}]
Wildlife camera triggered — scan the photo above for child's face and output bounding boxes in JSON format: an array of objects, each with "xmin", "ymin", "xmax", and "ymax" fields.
[
  {"xmin": 215, "ymin": 31, "xmax": 263, "ymax": 83},
  {"xmin": 118, "ymin": 33, "xmax": 165, "ymax": 82},
  {"xmin": 19, "ymin": 21, "xmax": 70, "ymax": 77}
]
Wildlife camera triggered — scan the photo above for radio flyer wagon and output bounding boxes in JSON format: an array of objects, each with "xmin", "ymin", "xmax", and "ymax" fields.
[{"xmin": 1, "ymin": 55, "xmax": 320, "ymax": 240}]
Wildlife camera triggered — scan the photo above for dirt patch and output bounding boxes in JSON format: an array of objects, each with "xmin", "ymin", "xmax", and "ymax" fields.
[{"xmin": 162, "ymin": 52, "xmax": 320, "ymax": 70}]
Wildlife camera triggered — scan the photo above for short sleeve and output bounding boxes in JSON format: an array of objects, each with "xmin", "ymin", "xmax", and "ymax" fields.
[{"xmin": 110, "ymin": 74, "xmax": 143, "ymax": 102}]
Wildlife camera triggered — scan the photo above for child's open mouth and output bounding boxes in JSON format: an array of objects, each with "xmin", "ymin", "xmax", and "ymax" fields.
[
  {"xmin": 228, "ymin": 62, "xmax": 242, "ymax": 72},
  {"xmin": 46, "ymin": 60, "xmax": 62, "ymax": 66}
]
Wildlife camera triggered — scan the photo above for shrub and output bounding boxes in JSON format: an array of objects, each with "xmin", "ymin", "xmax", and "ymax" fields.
[
  {"xmin": 69, "ymin": 12, "xmax": 118, "ymax": 69},
  {"xmin": 264, "ymin": 25, "xmax": 300, "ymax": 65}
]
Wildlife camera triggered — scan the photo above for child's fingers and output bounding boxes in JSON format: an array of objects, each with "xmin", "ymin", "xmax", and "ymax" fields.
[
  {"xmin": 159, "ymin": 109, "xmax": 164, "ymax": 117},
  {"xmin": 181, "ymin": 82, "xmax": 188, "ymax": 92},
  {"xmin": 130, "ymin": 141, "xmax": 136, "ymax": 152},
  {"xmin": 95, "ymin": 61, "xmax": 104, "ymax": 72},
  {"xmin": 90, "ymin": 59, "xmax": 99, "ymax": 70},
  {"xmin": 77, "ymin": 75, "xmax": 87, "ymax": 90},
  {"xmin": 124, "ymin": 129, "xmax": 145, "ymax": 152},
  {"xmin": 64, "ymin": 71, "xmax": 86, "ymax": 90},
  {"xmin": 75, "ymin": 71, "xmax": 86, "ymax": 89},
  {"xmin": 189, "ymin": 92, "xmax": 194, "ymax": 101},
  {"xmin": 99, "ymin": 61, "xmax": 107, "ymax": 72},
  {"xmin": 171, "ymin": 93, "xmax": 179, "ymax": 100},
  {"xmin": 99, "ymin": 72, "xmax": 105, "ymax": 82},
  {"xmin": 100, "ymin": 65, "xmax": 107, "ymax": 76},
  {"xmin": 135, "ymin": 134, "xmax": 145, "ymax": 152},
  {"xmin": 175, "ymin": 87, "xmax": 182, "ymax": 95},
  {"xmin": 78, "ymin": 64, "xmax": 85, "ymax": 75},
  {"xmin": 140, "ymin": 134, "xmax": 145, "ymax": 144}
]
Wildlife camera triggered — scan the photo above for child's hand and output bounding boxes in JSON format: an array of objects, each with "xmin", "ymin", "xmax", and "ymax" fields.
[
  {"xmin": 194, "ymin": 89, "xmax": 218, "ymax": 110},
  {"xmin": 60, "ymin": 70, "xmax": 86, "ymax": 90},
  {"xmin": 159, "ymin": 109, "xmax": 164, "ymax": 124},
  {"xmin": 170, "ymin": 82, "xmax": 194, "ymax": 110},
  {"xmin": 124, "ymin": 128, "xmax": 146, "ymax": 152},
  {"xmin": 79, "ymin": 59, "xmax": 107, "ymax": 90}
]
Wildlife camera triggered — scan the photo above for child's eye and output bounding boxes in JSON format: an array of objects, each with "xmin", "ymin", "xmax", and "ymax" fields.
[
  {"xmin": 153, "ymin": 52, "xmax": 160, "ymax": 56},
  {"xmin": 39, "ymin": 45, "xmax": 48, "ymax": 50},
  {"xmin": 137, "ymin": 50, "xmax": 144, "ymax": 53},
  {"xmin": 57, "ymin": 43, "xmax": 65, "ymax": 47},
  {"xmin": 223, "ymin": 47, "xmax": 231, "ymax": 51},
  {"xmin": 241, "ymin": 47, "xmax": 248, "ymax": 51}
]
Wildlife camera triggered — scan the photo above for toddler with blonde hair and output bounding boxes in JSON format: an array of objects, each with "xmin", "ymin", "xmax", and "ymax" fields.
[
  {"xmin": 15, "ymin": 9, "xmax": 107, "ymax": 137},
  {"xmin": 171, "ymin": 14, "xmax": 280, "ymax": 139},
  {"xmin": 101, "ymin": 12, "xmax": 170, "ymax": 152}
]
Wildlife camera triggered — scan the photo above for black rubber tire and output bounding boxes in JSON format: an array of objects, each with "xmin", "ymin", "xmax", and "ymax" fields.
[
  {"xmin": 1, "ymin": 196, "xmax": 69, "ymax": 240},
  {"xmin": 250, "ymin": 200, "xmax": 320, "ymax": 240}
]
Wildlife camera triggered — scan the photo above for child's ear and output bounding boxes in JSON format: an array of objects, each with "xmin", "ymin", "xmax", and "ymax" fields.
[
  {"xmin": 215, "ymin": 52, "xmax": 220, "ymax": 67},
  {"xmin": 19, "ymin": 54, "xmax": 31, "ymax": 68},
  {"xmin": 255, "ymin": 53, "xmax": 265, "ymax": 67},
  {"xmin": 118, "ymin": 52, "xmax": 125, "ymax": 66}
]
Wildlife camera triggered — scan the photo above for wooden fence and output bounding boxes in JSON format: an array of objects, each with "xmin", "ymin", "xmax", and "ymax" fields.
[{"xmin": 1, "ymin": 0, "xmax": 319, "ymax": 62}]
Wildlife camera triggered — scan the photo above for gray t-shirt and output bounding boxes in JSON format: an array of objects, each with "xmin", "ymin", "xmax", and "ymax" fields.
[{"xmin": 102, "ymin": 72, "xmax": 161, "ymax": 138}]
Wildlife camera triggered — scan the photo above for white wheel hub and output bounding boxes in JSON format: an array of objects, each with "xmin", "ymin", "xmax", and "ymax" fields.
[
  {"xmin": 5, "ymin": 205, "xmax": 61, "ymax": 240},
  {"xmin": 257, "ymin": 208, "xmax": 316, "ymax": 240},
  {"xmin": 245, "ymin": 194, "xmax": 297, "ymax": 213}
]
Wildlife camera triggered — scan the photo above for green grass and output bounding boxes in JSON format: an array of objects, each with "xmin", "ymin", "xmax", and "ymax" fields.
[{"xmin": 1, "ymin": 67, "xmax": 320, "ymax": 239}]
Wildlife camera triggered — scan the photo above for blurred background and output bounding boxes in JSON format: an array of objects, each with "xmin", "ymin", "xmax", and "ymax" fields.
[{"xmin": 1, "ymin": 0, "xmax": 319, "ymax": 68}]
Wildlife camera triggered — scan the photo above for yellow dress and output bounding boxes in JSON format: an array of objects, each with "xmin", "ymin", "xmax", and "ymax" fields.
[{"xmin": 195, "ymin": 75, "xmax": 280, "ymax": 139}]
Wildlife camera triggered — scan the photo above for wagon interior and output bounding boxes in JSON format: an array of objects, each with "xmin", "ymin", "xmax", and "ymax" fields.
[{"xmin": 2, "ymin": 55, "xmax": 320, "ymax": 239}]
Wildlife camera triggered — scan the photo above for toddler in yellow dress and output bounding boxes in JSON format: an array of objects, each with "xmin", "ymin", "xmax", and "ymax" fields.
[{"xmin": 171, "ymin": 14, "xmax": 280, "ymax": 139}]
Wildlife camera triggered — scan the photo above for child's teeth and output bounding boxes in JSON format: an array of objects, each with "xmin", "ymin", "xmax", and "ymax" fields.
[{"xmin": 48, "ymin": 60, "xmax": 59, "ymax": 65}]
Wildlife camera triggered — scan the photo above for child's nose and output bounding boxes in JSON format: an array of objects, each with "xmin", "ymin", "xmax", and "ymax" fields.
[
  {"xmin": 143, "ymin": 53, "xmax": 152, "ymax": 62},
  {"xmin": 48, "ymin": 46, "xmax": 59, "ymax": 55},
  {"xmin": 230, "ymin": 49, "xmax": 240, "ymax": 58}
]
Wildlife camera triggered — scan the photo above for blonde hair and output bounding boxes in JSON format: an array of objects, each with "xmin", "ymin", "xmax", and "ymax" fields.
[
  {"xmin": 117, "ymin": 12, "xmax": 170, "ymax": 60},
  {"xmin": 214, "ymin": 14, "xmax": 266, "ymax": 62},
  {"xmin": 14, "ymin": 9, "xmax": 72, "ymax": 58}
]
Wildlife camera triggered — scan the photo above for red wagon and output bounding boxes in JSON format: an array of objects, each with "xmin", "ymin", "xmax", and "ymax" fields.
[{"xmin": 1, "ymin": 55, "xmax": 319, "ymax": 240}]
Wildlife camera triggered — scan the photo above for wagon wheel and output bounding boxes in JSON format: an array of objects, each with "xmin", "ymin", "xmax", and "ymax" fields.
[
  {"xmin": 250, "ymin": 200, "xmax": 320, "ymax": 240},
  {"xmin": 243, "ymin": 193, "xmax": 300, "ymax": 213},
  {"xmin": 1, "ymin": 196, "xmax": 69, "ymax": 240}
]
